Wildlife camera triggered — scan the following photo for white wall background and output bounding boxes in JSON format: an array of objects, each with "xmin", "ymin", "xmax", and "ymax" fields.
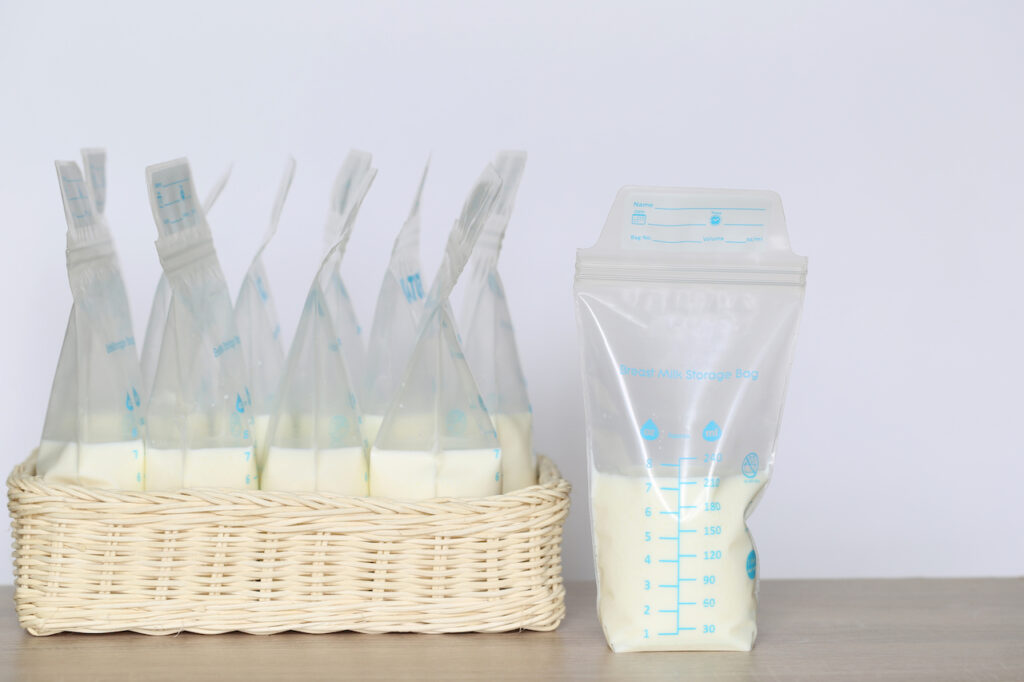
[{"xmin": 0, "ymin": 1, "xmax": 1021, "ymax": 585}]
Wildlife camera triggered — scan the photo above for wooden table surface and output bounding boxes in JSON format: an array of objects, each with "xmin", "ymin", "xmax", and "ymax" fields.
[{"xmin": 2, "ymin": 579, "xmax": 1021, "ymax": 681}]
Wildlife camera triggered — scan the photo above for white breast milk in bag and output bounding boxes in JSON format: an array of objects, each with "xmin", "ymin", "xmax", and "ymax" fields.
[
  {"xmin": 234, "ymin": 159, "xmax": 294, "ymax": 463},
  {"xmin": 37, "ymin": 158, "xmax": 145, "ymax": 489},
  {"xmin": 262, "ymin": 169, "xmax": 376, "ymax": 494},
  {"xmin": 460, "ymin": 151, "xmax": 536, "ymax": 492},
  {"xmin": 144, "ymin": 158, "xmax": 257, "ymax": 490},
  {"xmin": 575, "ymin": 187, "xmax": 807, "ymax": 652},
  {"xmin": 361, "ymin": 159, "xmax": 430, "ymax": 448},
  {"xmin": 321, "ymin": 150, "xmax": 374, "ymax": 401},
  {"xmin": 369, "ymin": 167, "xmax": 503, "ymax": 500},
  {"xmin": 140, "ymin": 166, "xmax": 231, "ymax": 394}
]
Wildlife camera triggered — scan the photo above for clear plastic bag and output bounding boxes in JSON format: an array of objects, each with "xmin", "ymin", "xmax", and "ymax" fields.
[
  {"xmin": 460, "ymin": 150, "xmax": 536, "ymax": 491},
  {"xmin": 37, "ymin": 156, "xmax": 145, "ymax": 489},
  {"xmin": 81, "ymin": 148, "xmax": 107, "ymax": 214},
  {"xmin": 321, "ymin": 150, "xmax": 374, "ymax": 402},
  {"xmin": 143, "ymin": 158, "xmax": 257, "ymax": 490},
  {"xmin": 234, "ymin": 159, "xmax": 294, "ymax": 464},
  {"xmin": 360, "ymin": 159, "xmax": 430, "ymax": 448},
  {"xmin": 369, "ymin": 166, "xmax": 503, "ymax": 500},
  {"xmin": 574, "ymin": 187, "xmax": 807, "ymax": 652},
  {"xmin": 140, "ymin": 166, "xmax": 232, "ymax": 394},
  {"xmin": 262, "ymin": 169, "xmax": 376, "ymax": 493}
]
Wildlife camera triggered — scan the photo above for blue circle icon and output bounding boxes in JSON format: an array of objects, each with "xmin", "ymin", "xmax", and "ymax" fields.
[
  {"xmin": 702, "ymin": 420, "xmax": 721, "ymax": 442},
  {"xmin": 746, "ymin": 550, "xmax": 757, "ymax": 579},
  {"xmin": 641, "ymin": 419, "xmax": 659, "ymax": 441},
  {"xmin": 742, "ymin": 452, "xmax": 759, "ymax": 478}
]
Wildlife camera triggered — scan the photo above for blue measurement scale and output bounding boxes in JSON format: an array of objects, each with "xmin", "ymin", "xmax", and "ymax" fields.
[{"xmin": 639, "ymin": 453, "xmax": 727, "ymax": 642}]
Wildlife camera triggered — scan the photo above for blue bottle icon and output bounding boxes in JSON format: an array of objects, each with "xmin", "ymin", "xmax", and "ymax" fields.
[
  {"xmin": 742, "ymin": 452, "xmax": 759, "ymax": 478},
  {"xmin": 641, "ymin": 419, "xmax": 659, "ymax": 441},
  {"xmin": 446, "ymin": 408, "xmax": 467, "ymax": 436},
  {"xmin": 702, "ymin": 420, "xmax": 721, "ymax": 442}
]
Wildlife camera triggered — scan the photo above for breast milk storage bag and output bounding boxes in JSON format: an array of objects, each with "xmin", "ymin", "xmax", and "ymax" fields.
[
  {"xmin": 321, "ymin": 150, "xmax": 375, "ymax": 401},
  {"xmin": 361, "ymin": 160, "xmax": 430, "ymax": 449},
  {"xmin": 575, "ymin": 187, "xmax": 807, "ymax": 652},
  {"xmin": 369, "ymin": 167, "xmax": 503, "ymax": 500},
  {"xmin": 144, "ymin": 158, "xmax": 257, "ymax": 490},
  {"xmin": 140, "ymin": 166, "xmax": 231, "ymax": 393},
  {"xmin": 460, "ymin": 151, "xmax": 537, "ymax": 491},
  {"xmin": 37, "ymin": 158, "xmax": 145, "ymax": 489},
  {"xmin": 261, "ymin": 169, "xmax": 376, "ymax": 494},
  {"xmin": 234, "ymin": 158, "xmax": 294, "ymax": 462}
]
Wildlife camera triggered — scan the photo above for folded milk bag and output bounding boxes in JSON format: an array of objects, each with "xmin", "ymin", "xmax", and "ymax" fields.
[
  {"xmin": 460, "ymin": 150, "xmax": 536, "ymax": 492},
  {"xmin": 140, "ymin": 166, "xmax": 231, "ymax": 393},
  {"xmin": 574, "ymin": 187, "xmax": 807, "ymax": 652},
  {"xmin": 144, "ymin": 158, "xmax": 257, "ymax": 490},
  {"xmin": 262, "ymin": 169, "xmax": 376, "ymax": 493},
  {"xmin": 37, "ymin": 158, "xmax": 145, "ymax": 489},
  {"xmin": 234, "ymin": 158, "xmax": 294, "ymax": 464},
  {"xmin": 81, "ymin": 148, "xmax": 107, "ymax": 214},
  {"xmin": 369, "ymin": 166, "xmax": 503, "ymax": 500},
  {"xmin": 361, "ymin": 159, "xmax": 430, "ymax": 448},
  {"xmin": 321, "ymin": 150, "xmax": 374, "ymax": 401}
]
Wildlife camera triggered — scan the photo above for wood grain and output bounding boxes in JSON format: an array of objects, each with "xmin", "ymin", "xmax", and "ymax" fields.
[{"xmin": 1, "ymin": 579, "xmax": 1021, "ymax": 681}]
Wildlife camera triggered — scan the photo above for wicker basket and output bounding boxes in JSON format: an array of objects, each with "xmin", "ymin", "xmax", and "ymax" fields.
[{"xmin": 7, "ymin": 452, "xmax": 570, "ymax": 636}]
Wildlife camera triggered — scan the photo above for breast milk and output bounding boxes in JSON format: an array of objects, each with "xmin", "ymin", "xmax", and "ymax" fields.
[
  {"xmin": 368, "ymin": 410, "xmax": 502, "ymax": 499},
  {"xmin": 438, "ymin": 449, "xmax": 501, "ymax": 497},
  {"xmin": 493, "ymin": 412, "xmax": 536, "ymax": 491},
  {"xmin": 369, "ymin": 448, "xmax": 500, "ymax": 499},
  {"xmin": 591, "ymin": 470, "xmax": 764, "ymax": 652},
  {"xmin": 368, "ymin": 450, "xmax": 435, "ymax": 499},
  {"xmin": 260, "ymin": 411, "xmax": 369, "ymax": 494},
  {"xmin": 147, "ymin": 447, "xmax": 257, "ymax": 491},
  {"xmin": 262, "ymin": 446, "xmax": 367, "ymax": 495},
  {"xmin": 38, "ymin": 439, "xmax": 144, "ymax": 489}
]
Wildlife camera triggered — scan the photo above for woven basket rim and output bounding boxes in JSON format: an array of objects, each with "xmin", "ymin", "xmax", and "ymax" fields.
[{"xmin": 8, "ymin": 450, "xmax": 570, "ymax": 512}]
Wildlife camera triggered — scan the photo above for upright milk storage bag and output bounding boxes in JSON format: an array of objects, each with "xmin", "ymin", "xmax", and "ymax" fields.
[
  {"xmin": 574, "ymin": 187, "xmax": 807, "ymax": 652},
  {"xmin": 321, "ymin": 150, "xmax": 374, "ymax": 400},
  {"xmin": 144, "ymin": 158, "xmax": 257, "ymax": 490},
  {"xmin": 261, "ymin": 169, "xmax": 376, "ymax": 494},
  {"xmin": 234, "ymin": 159, "xmax": 294, "ymax": 463},
  {"xmin": 361, "ymin": 159, "xmax": 430, "ymax": 448},
  {"xmin": 140, "ymin": 166, "xmax": 231, "ymax": 393},
  {"xmin": 37, "ymin": 159, "xmax": 145, "ymax": 489},
  {"xmin": 460, "ymin": 151, "xmax": 536, "ymax": 491},
  {"xmin": 369, "ymin": 167, "xmax": 503, "ymax": 500}
]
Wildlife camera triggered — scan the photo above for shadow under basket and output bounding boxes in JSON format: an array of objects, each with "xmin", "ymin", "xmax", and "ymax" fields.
[{"xmin": 7, "ymin": 452, "xmax": 570, "ymax": 636}]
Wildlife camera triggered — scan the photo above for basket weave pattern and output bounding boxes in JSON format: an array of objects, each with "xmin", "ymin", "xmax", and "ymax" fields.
[{"xmin": 7, "ymin": 453, "xmax": 570, "ymax": 636}]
